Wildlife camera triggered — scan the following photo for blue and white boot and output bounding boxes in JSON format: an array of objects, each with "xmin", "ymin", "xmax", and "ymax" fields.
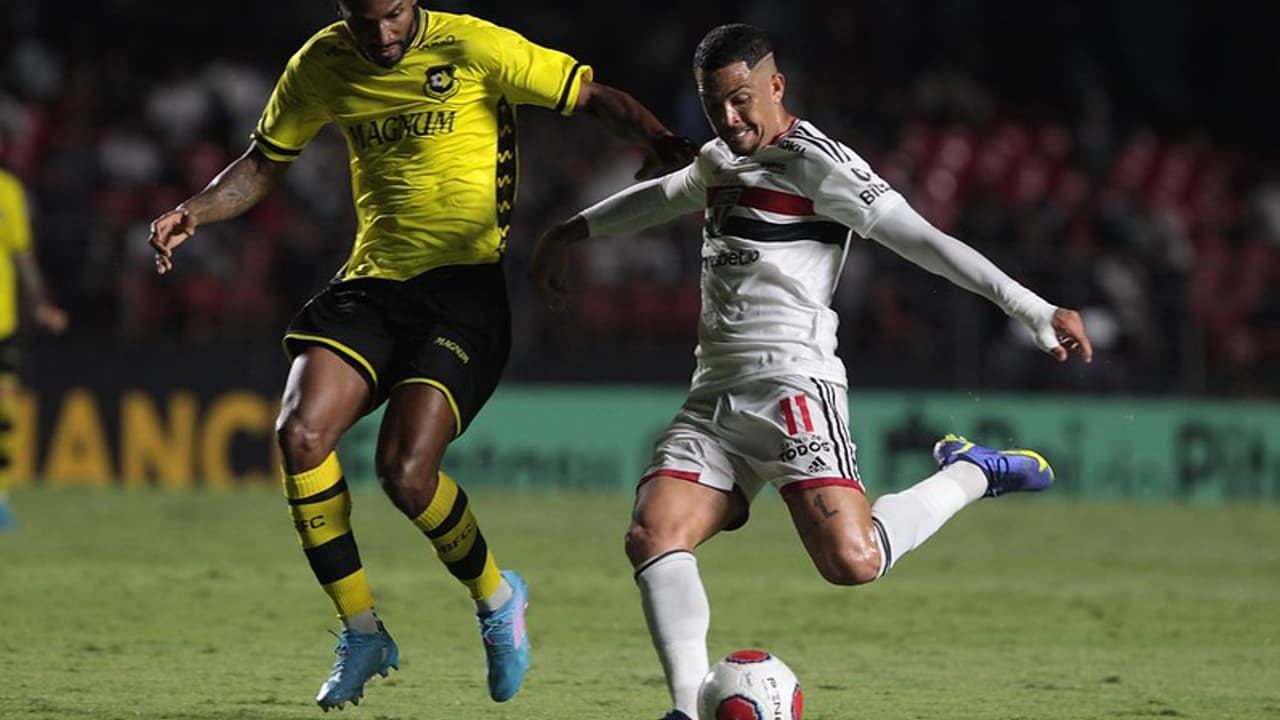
[
  {"xmin": 0, "ymin": 497, "xmax": 15, "ymax": 531},
  {"xmin": 933, "ymin": 433, "xmax": 1054, "ymax": 497},
  {"xmin": 477, "ymin": 570, "xmax": 531, "ymax": 702},
  {"xmin": 315, "ymin": 622, "xmax": 399, "ymax": 711}
]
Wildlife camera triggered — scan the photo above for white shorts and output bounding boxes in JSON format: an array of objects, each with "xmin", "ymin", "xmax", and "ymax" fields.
[{"xmin": 640, "ymin": 375, "xmax": 863, "ymax": 520}]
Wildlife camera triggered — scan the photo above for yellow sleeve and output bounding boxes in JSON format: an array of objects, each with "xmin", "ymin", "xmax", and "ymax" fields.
[
  {"xmin": 470, "ymin": 20, "xmax": 592, "ymax": 116},
  {"xmin": 0, "ymin": 172, "xmax": 32, "ymax": 253},
  {"xmin": 252, "ymin": 47, "xmax": 331, "ymax": 162}
]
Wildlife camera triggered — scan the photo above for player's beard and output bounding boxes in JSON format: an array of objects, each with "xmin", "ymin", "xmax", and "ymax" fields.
[{"xmin": 368, "ymin": 41, "xmax": 408, "ymax": 67}]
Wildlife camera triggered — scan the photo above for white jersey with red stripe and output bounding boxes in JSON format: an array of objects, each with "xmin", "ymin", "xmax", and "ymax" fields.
[
  {"xmin": 677, "ymin": 119, "xmax": 906, "ymax": 392},
  {"xmin": 581, "ymin": 119, "xmax": 1060, "ymax": 390}
]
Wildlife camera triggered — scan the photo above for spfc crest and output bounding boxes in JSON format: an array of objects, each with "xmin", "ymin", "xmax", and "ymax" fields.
[
  {"xmin": 424, "ymin": 64, "xmax": 459, "ymax": 101},
  {"xmin": 707, "ymin": 187, "xmax": 742, "ymax": 237}
]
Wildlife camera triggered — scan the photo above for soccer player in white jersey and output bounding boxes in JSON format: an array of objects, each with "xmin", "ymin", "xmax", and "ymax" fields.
[{"xmin": 531, "ymin": 24, "xmax": 1093, "ymax": 720}]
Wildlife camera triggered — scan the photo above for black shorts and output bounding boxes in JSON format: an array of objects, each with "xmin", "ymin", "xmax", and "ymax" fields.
[
  {"xmin": 0, "ymin": 337, "xmax": 17, "ymax": 375},
  {"xmin": 284, "ymin": 263, "xmax": 511, "ymax": 437}
]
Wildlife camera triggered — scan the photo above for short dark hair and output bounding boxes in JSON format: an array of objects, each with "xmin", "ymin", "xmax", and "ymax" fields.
[{"xmin": 693, "ymin": 24, "xmax": 774, "ymax": 73}]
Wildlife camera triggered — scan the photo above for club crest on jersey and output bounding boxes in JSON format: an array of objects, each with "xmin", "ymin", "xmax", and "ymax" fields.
[
  {"xmin": 424, "ymin": 64, "xmax": 459, "ymax": 101},
  {"xmin": 707, "ymin": 187, "xmax": 741, "ymax": 237}
]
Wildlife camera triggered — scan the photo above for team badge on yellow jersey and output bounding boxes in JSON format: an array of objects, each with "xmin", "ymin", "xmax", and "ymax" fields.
[{"xmin": 424, "ymin": 64, "xmax": 458, "ymax": 101}]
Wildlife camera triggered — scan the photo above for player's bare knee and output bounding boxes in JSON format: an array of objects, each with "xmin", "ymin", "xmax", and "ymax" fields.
[
  {"xmin": 816, "ymin": 546, "xmax": 881, "ymax": 586},
  {"xmin": 275, "ymin": 414, "xmax": 337, "ymax": 470},
  {"xmin": 375, "ymin": 454, "xmax": 440, "ymax": 517},
  {"xmin": 625, "ymin": 520, "xmax": 684, "ymax": 567}
]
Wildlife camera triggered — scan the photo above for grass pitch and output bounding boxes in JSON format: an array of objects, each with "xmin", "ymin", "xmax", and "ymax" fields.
[{"xmin": 1, "ymin": 487, "xmax": 1278, "ymax": 719}]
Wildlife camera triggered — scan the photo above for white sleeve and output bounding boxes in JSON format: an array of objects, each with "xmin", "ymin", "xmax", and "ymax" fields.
[
  {"xmin": 804, "ymin": 149, "xmax": 907, "ymax": 238},
  {"xmin": 580, "ymin": 155, "xmax": 707, "ymax": 238},
  {"xmin": 869, "ymin": 201, "xmax": 1061, "ymax": 352}
]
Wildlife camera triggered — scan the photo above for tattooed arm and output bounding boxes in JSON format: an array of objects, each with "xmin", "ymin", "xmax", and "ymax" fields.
[{"xmin": 147, "ymin": 145, "xmax": 290, "ymax": 275}]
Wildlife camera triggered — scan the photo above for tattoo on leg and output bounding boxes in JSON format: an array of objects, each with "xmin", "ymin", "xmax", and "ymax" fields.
[
  {"xmin": 814, "ymin": 493, "xmax": 839, "ymax": 521},
  {"xmin": 798, "ymin": 493, "xmax": 841, "ymax": 537}
]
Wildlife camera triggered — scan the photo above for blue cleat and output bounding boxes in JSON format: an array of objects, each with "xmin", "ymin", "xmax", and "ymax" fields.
[
  {"xmin": 315, "ymin": 623, "xmax": 399, "ymax": 711},
  {"xmin": 933, "ymin": 433, "xmax": 1054, "ymax": 497},
  {"xmin": 0, "ymin": 499, "xmax": 15, "ymax": 531},
  {"xmin": 658, "ymin": 712, "xmax": 693, "ymax": 720},
  {"xmin": 477, "ymin": 569, "xmax": 530, "ymax": 702}
]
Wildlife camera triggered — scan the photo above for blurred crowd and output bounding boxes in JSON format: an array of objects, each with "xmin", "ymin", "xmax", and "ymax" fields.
[{"xmin": 1, "ymin": 0, "xmax": 1277, "ymax": 395}]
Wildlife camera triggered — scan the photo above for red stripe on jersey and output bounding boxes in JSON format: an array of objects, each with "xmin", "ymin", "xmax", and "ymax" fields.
[
  {"xmin": 708, "ymin": 185, "xmax": 815, "ymax": 216},
  {"xmin": 795, "ymin": 394, "xmax": 815, "ymax": 432},
  {"xmin": 779, "ymin": 477, "xmax": 867, "ymax": 496},
  {"xmin": 779, "ymin": 399, "xmax": 798, "ymax": 435}
]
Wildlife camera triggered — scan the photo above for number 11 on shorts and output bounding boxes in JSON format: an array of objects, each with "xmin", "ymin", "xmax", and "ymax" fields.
[{"xmin": 779, "ymin": 394, "xmax": 814, "ymax": 435}]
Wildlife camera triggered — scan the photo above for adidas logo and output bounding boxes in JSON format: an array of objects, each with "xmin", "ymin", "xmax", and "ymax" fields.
[{"xmin": 806, "ymin": 456, "xmax": 828, "ymax": 474}]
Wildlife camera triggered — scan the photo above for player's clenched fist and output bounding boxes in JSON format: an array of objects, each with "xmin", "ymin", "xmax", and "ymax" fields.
[{"xmin": 148, "ymin": 207, "xmax": 197, "ymax": 275}]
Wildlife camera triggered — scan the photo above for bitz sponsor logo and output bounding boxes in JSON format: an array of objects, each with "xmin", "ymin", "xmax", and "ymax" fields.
[{"xmin": 858, "ymin": 178, "xmax": 893, "ymax": 206}]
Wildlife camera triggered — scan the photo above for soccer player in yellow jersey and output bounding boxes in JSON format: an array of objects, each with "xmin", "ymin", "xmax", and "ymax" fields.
[
  {"xmin": 145, "ymin": 0, "xmax": 696, "ymax": 710},
  {"xmin": 0, "ymin": 135, "xmax": 69, "ymax": 530}
]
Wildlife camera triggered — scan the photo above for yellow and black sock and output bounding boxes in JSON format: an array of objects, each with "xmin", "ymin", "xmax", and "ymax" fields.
[
  {"xmin": 412, "ymin": 471, "xmax": 503, "ymax": 602},
  {"xmin": 0, "ymin": 377, "xmax": 14, "ymax": 499},
  {"xmin": 283, "ymin": 453, "xmax": 374, "ymax": 620}
]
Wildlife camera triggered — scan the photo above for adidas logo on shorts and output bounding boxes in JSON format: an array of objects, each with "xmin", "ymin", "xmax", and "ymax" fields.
[{"xmin": 806, "ymin": 456, "xmax": 828, "ymax": 474}]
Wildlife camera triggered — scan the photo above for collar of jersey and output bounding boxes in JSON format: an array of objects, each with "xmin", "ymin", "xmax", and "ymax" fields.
[{"xmin": 345, "ymin": 7, "xmax": 431, "ymax": 72}]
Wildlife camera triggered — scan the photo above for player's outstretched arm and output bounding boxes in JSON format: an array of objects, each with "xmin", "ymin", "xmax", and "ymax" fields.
[
  {"xmin": 869, "ymin": 202, "xmax": 1093, "ymax": 363},
  {"xmin": 575, "ymin": 80, "xmax": 698, "ymax": 180},
  {"xmin": 147, "ymin": 145, "xmax": 289, "ymax": 275}
]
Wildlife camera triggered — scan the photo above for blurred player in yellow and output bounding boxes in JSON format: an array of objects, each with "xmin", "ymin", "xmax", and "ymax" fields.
[
  {"xmin": 0, "ymin": 130, "xmax": 69, "ymax": 531},
  {"xmin": 145, "ymin": 0, "xmax": 695, "ymax": 710}
]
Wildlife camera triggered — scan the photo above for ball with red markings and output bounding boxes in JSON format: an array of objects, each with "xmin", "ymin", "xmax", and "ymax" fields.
[{"xmin": 697, "ymin": 649, "xmax": 804, "ymax": 720}]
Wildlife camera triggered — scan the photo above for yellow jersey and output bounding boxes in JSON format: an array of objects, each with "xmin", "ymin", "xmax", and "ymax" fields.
[
  {"xmin": 253, "ymin": 9, "xmax": 592, "ymax": 281},
  {"xmin": 0, "ymin": 169, "xmax": 32, "ymax": 338}
]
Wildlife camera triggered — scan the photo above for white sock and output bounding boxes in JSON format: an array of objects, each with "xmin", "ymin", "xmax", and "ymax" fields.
[
  {"xmin": 475, "ymin": 578, "xmax": 514, "ymax": 614},
  {"xmin": 870, "ymin": 461, "xmax": 987, "ymax": 575},
  {"xmin": 344, "ymin": 609, "xmax": 380, "ymax": 634},
  {"xmin": 636, "ymin": 551, "xmax": 709, "ymax": 719}
]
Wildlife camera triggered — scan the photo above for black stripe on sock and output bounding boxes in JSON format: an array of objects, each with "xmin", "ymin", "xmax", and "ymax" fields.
[
  {"xmin": 871, "ymin": 517, "xmax": 893, "ymax": 577},
  {"xmin": 444, "ymin": 531, "xmax": 490, "ymax": 581},
  {"xmin": 304, "ymin": 532, "xmax": 363, "ymax": 585},
  {"xmin": 288, "ymin": 477, "xmax": 348, "ymax": 506},
  {"xmin": 424, "ymin": 488, "xmax": 469, "ymax": 540},
  {"xmin": 633, "ymin": 549, "xmax": 692, "ymax": 581}
]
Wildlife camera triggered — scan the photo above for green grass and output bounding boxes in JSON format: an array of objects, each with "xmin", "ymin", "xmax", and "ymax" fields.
[{"xmin": 1, "ymin": 487, "xmax": 1278, "ymax": 719}]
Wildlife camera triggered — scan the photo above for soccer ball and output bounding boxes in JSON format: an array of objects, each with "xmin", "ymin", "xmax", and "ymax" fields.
[{"xmin": 697, "ymin": 649, "xmax": 804, "ymax": 720}]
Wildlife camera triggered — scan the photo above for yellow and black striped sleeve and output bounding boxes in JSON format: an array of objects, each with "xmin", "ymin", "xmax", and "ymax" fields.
[
  {"xmin": 252, "ymin": 46, "xmax": 331, "ymax": 162},
  {"xmin": 469, "ymin": 19, "xmax": 592, "ymax": 116}
]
